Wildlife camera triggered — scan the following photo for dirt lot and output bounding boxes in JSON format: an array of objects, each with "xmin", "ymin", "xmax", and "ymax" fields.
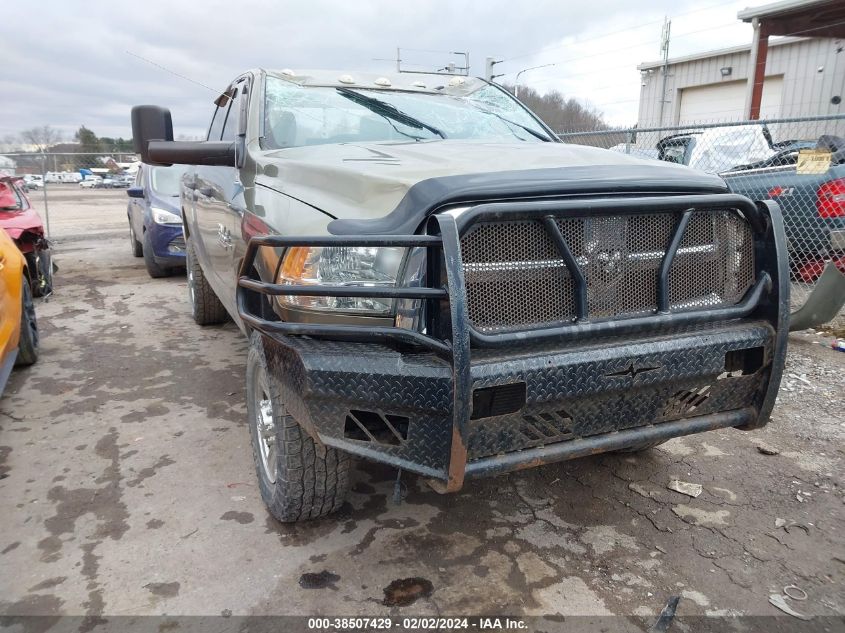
[{"xmin": 1, "ymin": 189, "xmax": 843, "ymax": 624}]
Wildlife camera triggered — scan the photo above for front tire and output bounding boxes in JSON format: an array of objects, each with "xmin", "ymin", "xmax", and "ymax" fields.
[
  {"xmin": 185, "ymin": 237, "xmax": 228, "ymax": 325},
  {"xmin": 129, "ymin": 223, "xmax": 143, "ymax": 257},
  {"xmin": 15, "ymin": 276, "xmax": 38, "ymax": 366},
  {"xmin": 247, "ymin": 333, "xmax": 350, "ymax": 522},
  {"xmin": 143, "ymin": 231, "xmax": 171, "ymax": 279}
]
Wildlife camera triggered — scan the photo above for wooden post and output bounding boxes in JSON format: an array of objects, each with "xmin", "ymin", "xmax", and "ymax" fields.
[{"xmin": 748, "ymin": 20, "xmax": 770, "ymax": 120}]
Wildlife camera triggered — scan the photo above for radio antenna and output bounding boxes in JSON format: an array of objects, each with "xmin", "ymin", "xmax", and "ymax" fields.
[{"xmin": 125, "ymin": 50, "xmax": 219, "ymax": 94}]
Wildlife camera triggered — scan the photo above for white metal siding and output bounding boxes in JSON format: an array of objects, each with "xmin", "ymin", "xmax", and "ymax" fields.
[{"xmin": 636, "ymin": 37, "xmax": 845, "ymax": 134}]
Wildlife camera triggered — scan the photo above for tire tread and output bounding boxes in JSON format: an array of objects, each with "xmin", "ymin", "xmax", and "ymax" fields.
[
  {"xmin": 186, "ymin": 238, "xmax": 228, "ymax": 324},
  {"xmin": 247, "ymin": 334, "xmax": 350, "ymax": 522}
]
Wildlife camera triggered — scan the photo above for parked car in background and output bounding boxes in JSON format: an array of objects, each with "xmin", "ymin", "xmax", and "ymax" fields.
[
  {"xmin": 0, "ymin": 227, "xmax": 38, "ymax": 396},
  {"xmin": 0, "ymin": 175, "xmax": 54, "ymax": 297},
  {"xmin": 126, "ymin": 164, "xmax": 186, "ymax": 278},
  {"xmin": 79, "ymin": 175, "xmax": 103, "ymax": 188},
  {"xmin": 23, "ymin": 175, "xmax": 44, "ymax": 191}
]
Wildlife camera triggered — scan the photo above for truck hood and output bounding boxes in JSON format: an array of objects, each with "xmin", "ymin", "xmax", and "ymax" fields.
[{"xmin": 255, "ymin": 140, "xmax": 728, "ymax": 233}]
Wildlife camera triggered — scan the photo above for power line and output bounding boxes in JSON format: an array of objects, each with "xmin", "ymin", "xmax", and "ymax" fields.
[
  {"xmin": 524, "ymin": 15, "xmax": 845, "ymax": 87},
  {"xmin": 496, "ymin": 19, "xmax": 740, "ymax": 82},
  {"xmin": 500, "ymin": 0, "xmax": 742, "ymax": 63}
]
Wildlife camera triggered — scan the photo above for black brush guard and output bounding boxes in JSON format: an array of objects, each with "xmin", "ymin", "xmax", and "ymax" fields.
[{"xmin": 237, "ymin": 194, "xmax": 789, "ymax": 492}]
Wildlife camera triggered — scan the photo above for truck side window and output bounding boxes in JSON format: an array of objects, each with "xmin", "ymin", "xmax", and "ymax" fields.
[
  {"xmin": 207, "ymin": 101, "xmax": 229, "ymax": 141},
  {"xmin": 220, "ymin": 87, "xmax": 242, "ymax": 142}
]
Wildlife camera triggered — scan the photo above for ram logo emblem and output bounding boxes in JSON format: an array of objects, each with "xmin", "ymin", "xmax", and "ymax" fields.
[{"xmin": 606, "ymin": 362, "xmax": 662, "ymax": 379}]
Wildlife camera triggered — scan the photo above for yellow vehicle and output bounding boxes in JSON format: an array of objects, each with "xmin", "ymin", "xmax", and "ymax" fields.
[{"xmin": 0, "ymin": 227, "xmax": 38, "ymax": 395}]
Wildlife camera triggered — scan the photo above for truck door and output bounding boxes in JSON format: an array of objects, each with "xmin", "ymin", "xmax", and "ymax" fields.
[{"xmin": 192, "ymin": 81, "xmax": 245, "ymax": 311}]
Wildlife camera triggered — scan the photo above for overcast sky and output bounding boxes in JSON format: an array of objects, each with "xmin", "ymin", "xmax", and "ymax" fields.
[{"xmin": 0, "ymin": 0, "xmax": 771, "ymax": 141}]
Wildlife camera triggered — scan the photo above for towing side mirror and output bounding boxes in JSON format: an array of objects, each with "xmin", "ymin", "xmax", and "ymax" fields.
[
  {"xmin": 132, "ymin": 106, "xmax": 173, "ymax": 164},
  {"xmin": 131, "ymin": 105, "xmax": 237, "ymax": 167}
]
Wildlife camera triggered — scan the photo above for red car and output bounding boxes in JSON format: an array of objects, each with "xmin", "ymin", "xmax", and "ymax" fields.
[{"xmin": 0, "ymin": 174, "xmax": 53, "ymax": 296}]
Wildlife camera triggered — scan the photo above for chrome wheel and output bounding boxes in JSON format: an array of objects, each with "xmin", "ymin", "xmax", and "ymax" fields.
[{"xmin": 253, "ymin": 370, "xmax": 277, "ymax": 484}]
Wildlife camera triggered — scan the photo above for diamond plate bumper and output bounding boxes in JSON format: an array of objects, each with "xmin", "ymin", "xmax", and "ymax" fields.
[
  {"xmin": 239, "ymin": 195, "xmax": 790, "ymax": 491},
  {"xmin": 260, "ymin": 320, "xmax": 776, "ymax": 486}
]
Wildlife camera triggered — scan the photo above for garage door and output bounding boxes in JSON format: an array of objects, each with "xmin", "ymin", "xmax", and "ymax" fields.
[{"xmin": 679, "ymin": 76, "xmax": 783, "ymax": 123}]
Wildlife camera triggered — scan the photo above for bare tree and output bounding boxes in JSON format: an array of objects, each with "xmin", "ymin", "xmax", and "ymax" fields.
[
  {"xmin": 20, "ymin": 125, "xmax": 63, "ymax": 152},
  {"xmin": 504, "ymin": 84, "xmax": 610, "ymax": 128},
  {"xmin": 1, "ymin": 134, "xmax": 20, "ymax": 151}
]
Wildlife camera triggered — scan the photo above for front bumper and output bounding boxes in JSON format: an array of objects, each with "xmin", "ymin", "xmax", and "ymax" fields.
[
  {"xmin": 149, "ymin": 224, "xmax": 186, "ymax": 267},
  {"xmin": 238, "ymin": 194, "xmax": 789, "ymax": 491},
  {"xmin": 263, "ymin": 321, "xmax": 774, "ymax": 484}
]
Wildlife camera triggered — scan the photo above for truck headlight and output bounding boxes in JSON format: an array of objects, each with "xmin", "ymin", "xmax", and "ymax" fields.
[
  {"xmin": 152, "ymin": 208, "xmax": 182, "ymax": 225},
  {"xmin": 278, "ymin": 246, "xmax": 405, "ymax": 315}
]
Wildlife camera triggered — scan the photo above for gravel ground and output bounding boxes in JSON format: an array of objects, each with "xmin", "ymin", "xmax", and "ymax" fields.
[{"xmin": 0, "ymin": 190, "xmax": 843, "ymax": 626}]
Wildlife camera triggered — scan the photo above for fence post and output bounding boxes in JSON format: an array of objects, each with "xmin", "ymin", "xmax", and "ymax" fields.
[
  {"xmin": 625, "ymin": 130, "xmax": 635, "ymax": 154},
  {"xmin": 40, "ymin": 151, "xmax": 50, "ymax": 238}
]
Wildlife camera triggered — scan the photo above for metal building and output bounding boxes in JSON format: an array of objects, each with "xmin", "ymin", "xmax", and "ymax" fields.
[{"xmin": 636, "ymin": 0, "xmax": 845, "ymax": 129}]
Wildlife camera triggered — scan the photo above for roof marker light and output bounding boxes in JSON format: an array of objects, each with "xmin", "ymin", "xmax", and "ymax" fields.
[
  {"xmin": 374, "ymin": 77, "xmax": 391, "ymax": 87},
  {"xmin": 338, "ymin": 74, "xmax": 356, "ymax": 84},
  {"xmin": 447, "ymin": 76, "xmax": 466, "ymax": 87},
  {"xmin": 280, "ymin": 68, "xmax": 296, "ymax": 76}
]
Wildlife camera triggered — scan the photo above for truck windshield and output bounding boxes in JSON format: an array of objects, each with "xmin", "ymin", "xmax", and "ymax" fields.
[
  {"xmin": 150, "ymin": 166, "xmax": 184, "ymax": 197},
  {"xmin": 263, "ymin": 77, "xmax": 552, "ymax": 149}
]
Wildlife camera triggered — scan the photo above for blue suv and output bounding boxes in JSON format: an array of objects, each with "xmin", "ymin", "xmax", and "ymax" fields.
[{"xmin": 127, "ymin": 164, "xmax": 186, "ymax": 277}]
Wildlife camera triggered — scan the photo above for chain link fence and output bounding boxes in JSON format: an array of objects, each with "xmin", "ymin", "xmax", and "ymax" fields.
[
  {"xmin": 559, "ymin": 114, "xmax": 845, "ymax": 322},
  {"xmin": 2, "ymin": 117, "xmax": 844, "ymax": 325},
  {"xmin": 0, "ymin": 151, "xmax": 138, "ymax": 237}
]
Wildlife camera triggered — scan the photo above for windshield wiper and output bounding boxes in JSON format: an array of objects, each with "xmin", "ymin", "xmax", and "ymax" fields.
[
  {"xmin": 472, "ymin": 105, "xmax": 553, "ymax": 142},
  {"xmin": 336, "ymin": 88, "xmax": 447, "ymax": 140}
]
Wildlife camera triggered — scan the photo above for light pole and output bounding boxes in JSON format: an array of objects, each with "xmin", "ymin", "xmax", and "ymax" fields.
[{"xmin": 514, "ymin": 63, "xmax": 557, "ymax": 98}]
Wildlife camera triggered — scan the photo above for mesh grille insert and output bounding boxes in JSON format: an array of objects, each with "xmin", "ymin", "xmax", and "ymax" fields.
[
  {"xmin": 461, "ymin": 220, "xmax": 575, "ymax": 332},
  {"xmin": 459, "ymin": 210, "xmax": 756, "ymax": 333}
]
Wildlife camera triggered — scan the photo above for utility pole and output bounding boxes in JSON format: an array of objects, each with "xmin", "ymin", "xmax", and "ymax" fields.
[
  {"xmin": 658, "ymin": 16, "xmax": 671, "ymax": 125},
  {"xmin": 485, "ymin": 57, "xmax": 504, "ymax": 82}
]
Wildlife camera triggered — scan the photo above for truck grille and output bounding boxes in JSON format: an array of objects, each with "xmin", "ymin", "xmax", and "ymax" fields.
[{"xmin": 460, "ymin": 209, "xmax": 755, "ymax": 333}]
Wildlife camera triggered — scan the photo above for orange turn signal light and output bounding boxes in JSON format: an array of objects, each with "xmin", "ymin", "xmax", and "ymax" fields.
[{"xmin": 280, "ymin": 247, "xmax": 311, "ymax": 281}]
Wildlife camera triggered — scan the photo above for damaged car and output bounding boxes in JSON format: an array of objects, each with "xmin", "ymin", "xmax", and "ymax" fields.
[
  {"xmin": 132, "ymin": 69, "xmax": 788, "ymax": 522},
  {"xmin": 0, "ymin": 174, "xmax": 54, "ymax": 298}
]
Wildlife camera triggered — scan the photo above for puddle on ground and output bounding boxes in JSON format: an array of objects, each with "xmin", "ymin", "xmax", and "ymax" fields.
[
  {"xmin": 298, "ymin": 570, "xmax": 340, "ymax": 590},
  {"xmin": 382, "ymin": 577, "xmax": 434, "ymax": 607}
]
